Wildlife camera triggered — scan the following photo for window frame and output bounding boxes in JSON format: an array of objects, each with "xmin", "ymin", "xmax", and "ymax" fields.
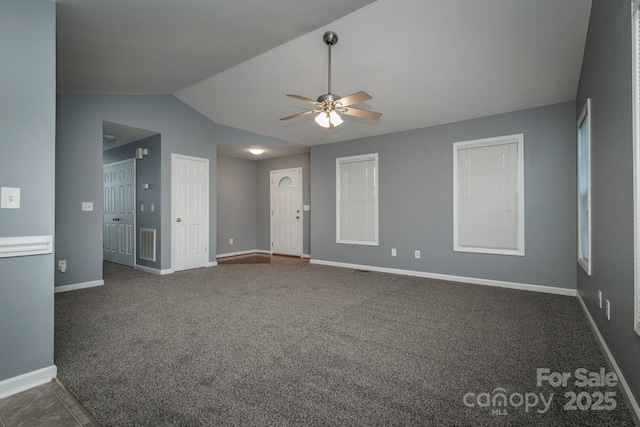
[
  {"xmin": 336, "ymin": 153, "xmax": 379, "ymax": 246},
  {"xmin": 632, "ymin": 0, "xmax": 640, "ymax": 336},
  {"xmin": 452, "ymin": 133, "xmax": 525, "ymax": 256},
  {"xmin": 577, "ymin": 98, "xmax": 592, "ymax": 276}
]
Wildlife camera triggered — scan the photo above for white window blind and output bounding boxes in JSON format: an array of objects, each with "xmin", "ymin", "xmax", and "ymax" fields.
[
  {"xmin": 632, "ymin": 0, "xmax": 640, "ymax": 336},
  {"xmin": 336, "ymin": 153, "xmax": 378, "ymax": 245},
  {"xmin": 453, "ymin": 134, "xmax": 524, "ymax": 256},
  {"xmin": 577, "ymin": 99, "xmax": 592, "ymax": 276}
]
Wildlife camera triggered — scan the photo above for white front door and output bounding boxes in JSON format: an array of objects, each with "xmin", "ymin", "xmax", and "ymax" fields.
[
  {"xmin": 103, "ymin": 159, "xmax": 135, "ymax": 267},
  {"xmin": 172, "ymin": 154, "xmax": 209, "ymax": 271},
  {"xmin": 270, "ymin": 168, "xmax": 302, "ymax": 256}
]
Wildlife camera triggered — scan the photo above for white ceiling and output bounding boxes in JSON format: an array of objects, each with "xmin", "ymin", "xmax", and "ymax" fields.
[
  {"xmin": 56, "ymin": 0, "xmax": 377, "ymax": 94},
  {"xmin": 57, "ymin": 0, "xmax": 592, "ymax": 147}
]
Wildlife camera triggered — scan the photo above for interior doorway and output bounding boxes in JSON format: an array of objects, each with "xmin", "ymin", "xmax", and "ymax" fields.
[
  {"xmin": 103, "ymin": 159, "xmax": 135, "ymax": 266},
  {"xmin": 270, "ymin": 167, "xmax": 303, "ymax": 257},
  {"xmin": 102, "ymin": 121, "xmax": 160, "ymax": 270},
  {"xmin": 172, "ymin": 153, "xmax": 210, "ymax": 271}
]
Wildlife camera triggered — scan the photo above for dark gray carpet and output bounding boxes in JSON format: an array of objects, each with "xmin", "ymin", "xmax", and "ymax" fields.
[{"xmin": 55, "ymin": 262, "xmax": 637, "ymax": 426}]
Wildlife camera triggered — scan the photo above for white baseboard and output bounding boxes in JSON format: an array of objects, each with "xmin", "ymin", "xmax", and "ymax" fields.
[
  {"xmin": 577, "ymin": 293, "xmax": 640, "ymax": 421},
  {"xmin": 217, "ymin": 250, "xmax": 258, "ymax": 259},
  {"xmin": 310, "ymin": 259, "xmax": 577, "ymax": 297},
  {"xmin": 206, "ymin": 261, "xmax": 218, "ymax": 267},
  {"xmin": 302, "ymin": 254, "xmax": 311, "ymax": 259},
  {"xmin": 54, "ymin": 280, "xmax": 103, "ymax": 293},
  {"xmin": 217, "ymin": 249, "xmax": 271, "ymax": 259},
  {"xmin": 0, "ymin": 365, "xmax": 57, "ymax": 399},
  {"xmin": 134, "ymin": 264, "xmax": 174, "ymax": 275}
]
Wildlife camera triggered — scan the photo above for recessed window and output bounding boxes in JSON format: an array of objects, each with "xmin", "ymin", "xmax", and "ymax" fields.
[
  {"xmin": 336, "ymin": 153, "xmax": 378, "ymax": 246},
  {"xmin": 577, "ymin": 99, "xmax": 592, "ymax": 276},
  {"xmin": 453, "ymin": 134, "xmax": 524, "ymax": 256}
]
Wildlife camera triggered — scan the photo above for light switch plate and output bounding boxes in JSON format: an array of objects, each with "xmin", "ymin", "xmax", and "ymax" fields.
[
  {"xmin": 81, "ymin": 202, "xmax": 93, "ymax": 211},
  {"xmin": 1, "ymin": 187, "xmax": 20, "ymax": 209}
]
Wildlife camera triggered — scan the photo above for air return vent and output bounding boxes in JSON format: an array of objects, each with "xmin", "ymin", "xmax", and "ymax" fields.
[{"xmin": 140, "ymin": 228, "xmax": 156, "ymax": 262}]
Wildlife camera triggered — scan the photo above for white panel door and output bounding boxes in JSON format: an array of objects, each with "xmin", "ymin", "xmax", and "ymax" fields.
[
  {"xmin": 103, "ymin": 159, "xmax": 135, "ymax": 267},
  {"xmin": 172, "ymin": 154, "xmax": 209, "ymax": 271},
  {"xmin": 270, "ymin": 168, "xmax": 302, "ymax": 256}
]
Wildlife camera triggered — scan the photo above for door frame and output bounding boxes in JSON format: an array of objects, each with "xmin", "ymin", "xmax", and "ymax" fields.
[
  {"xmin": 270, "ymin": 167, "xmax": 303, "ymax": 257},
  {"xmin": 102, "ymin": 158, "xmax": 136, "ymax": 266},
  {"xmin": 171, "ymin": 153, "xmax": 210, "ymax": 271}
]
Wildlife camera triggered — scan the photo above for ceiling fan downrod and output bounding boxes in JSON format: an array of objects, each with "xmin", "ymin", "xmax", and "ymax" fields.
[{"xmin": 323, "ymin": 31, "xmax": 338, "ymax": 96}]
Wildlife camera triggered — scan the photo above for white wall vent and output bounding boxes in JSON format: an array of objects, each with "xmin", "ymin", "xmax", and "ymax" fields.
[{"xmin": 140, "ymin": 228, "xmax": 156, "ymax": 262}]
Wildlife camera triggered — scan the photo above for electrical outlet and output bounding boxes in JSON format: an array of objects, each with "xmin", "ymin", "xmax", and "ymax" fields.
[
  {"xmin": 598, "ymin": 290, "xmax": 602, "ymax": 308},
  {"xmin": 229, "ymin": 238, "xmax": 233, "ymax": 245},
  {"xmin": 606, "ymin": 300, "xmax": 611, "ymax": 320},
  {"xmin": 414, "ymin": 250, "xmax": 421, "ymax": 259},
  {"xmin": 391, "ymin": 248, "xmax": 397, "ymax": 257},
  {"xmin": 58, "ymin": 260, "xmax": 67, "ymax": 273},
  {"xmin": 81, "ymin": 202, "xmax": 93, "ymax": 211}
]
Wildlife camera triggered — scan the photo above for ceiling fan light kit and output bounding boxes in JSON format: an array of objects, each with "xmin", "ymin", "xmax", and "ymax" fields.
[
  {"xmin": 315, "ymin": 110, "xmax": 343, "ymax": 128},
  {"xmin": 281, "ymin": 31, "xmax": 382, "ymax": 129}
]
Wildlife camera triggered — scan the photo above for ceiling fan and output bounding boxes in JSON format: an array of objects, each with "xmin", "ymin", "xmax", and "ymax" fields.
[{"xmin": 280, "ymin": 31, "xmax": 382, "ymax": 129}]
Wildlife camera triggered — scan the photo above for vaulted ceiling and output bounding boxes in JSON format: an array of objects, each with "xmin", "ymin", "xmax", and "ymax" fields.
[{"xmin": 57, "ymin": 0, "xmax": 592, "ymax": 146}]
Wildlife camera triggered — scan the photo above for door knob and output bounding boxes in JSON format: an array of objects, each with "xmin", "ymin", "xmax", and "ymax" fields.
[{"xmin": 176, "ymin": 218, "xmax": 182, "ymax": 222}]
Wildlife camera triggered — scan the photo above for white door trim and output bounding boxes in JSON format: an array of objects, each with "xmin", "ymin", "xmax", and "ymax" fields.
[
  {"xmin": 171, "ymin": 153, "xmax": 209, "ymax": 271},
  {"xmin": 270, "ymin": 167, "xmax": 303, "ymax": 257},
  {"xmin": 103, "ymin": 158, "xmax": 136, "ymax": 266}
]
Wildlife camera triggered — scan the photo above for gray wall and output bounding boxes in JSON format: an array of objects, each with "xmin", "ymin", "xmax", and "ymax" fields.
[
  {"xmin": 311, "ymin": 102, "xmax": 577, "ymax": 289},
  {"xmin": 0, "ymin": 0, "xmax": 55, "ymax": 380},
  {"xmin": 576, "ymin": 0, "xmax": 640, "ymax": 405},
  {"xmin": 217, "ymin": 155, "xmax": 257, "ymax": 254},
  {"xmin": 103, "ymin": 135, "xmax": 162, "ymax": 269},
  {"xmin": 256, "ymin": 153, "xmax": 311, "ymax": 255},
  {"xmin": 56, "ymin": 95, "xmax": 298, "ymax": 285}
]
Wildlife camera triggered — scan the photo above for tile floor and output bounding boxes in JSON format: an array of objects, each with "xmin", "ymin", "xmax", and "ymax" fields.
[{"xmin": 0, "ymin": 380, "xmax": 99, "ymax": 426}]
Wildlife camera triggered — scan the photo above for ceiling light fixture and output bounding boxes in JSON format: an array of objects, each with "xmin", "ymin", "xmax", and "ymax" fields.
[
  {"xmin": 249, "ymin": 148, "xmax": 264, "ymax": 155},
  {"xmin": 314, "ymin": 110, "xmax": 343, "ymax": 128},
  {"xmin": 102, "ymin": 134, "xmax": 118, "ymax": 143}
]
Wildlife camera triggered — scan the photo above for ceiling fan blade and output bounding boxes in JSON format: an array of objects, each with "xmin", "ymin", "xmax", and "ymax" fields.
[
  {"xmin": 286, "ymin": 94, "xmax": 320, "ymax": 105},
  {"xmin": 341, "ymin": 107, "xmax": 382, "ymax": 121},
  {"xmin": 280, "ymin": 109, "xmax": 317, "ymax": 121},
  {"xmin": 338, "ymin": 91, "xmax": 372, "ymax": 107}
]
